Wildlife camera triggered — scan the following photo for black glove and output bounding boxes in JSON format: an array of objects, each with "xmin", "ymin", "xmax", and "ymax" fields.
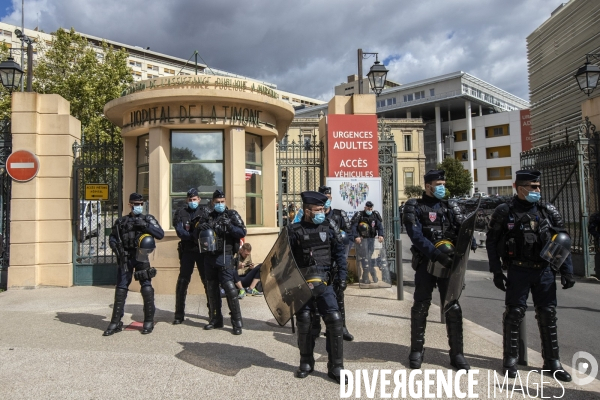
[
  {"xmin": 561, "ymin": 273, "xmax": 575, "ymax": 289},
  {"xmin": 133, "ymin": 219, "xmax": 147, "ymax": 231},
  {"xmin": 434, "ymin": 252, "xmax": 453, "ymax": 269},
  {"xmin": 197, "ymin": 222, "xmax": 211, "ymax": 231},
  {"xmin": 493, "ymin": 272, "xmax": 508, "ymax": 292},
  {"xmin": 336, "ymin": 280, "xmax": 347, "ymax": 291}
]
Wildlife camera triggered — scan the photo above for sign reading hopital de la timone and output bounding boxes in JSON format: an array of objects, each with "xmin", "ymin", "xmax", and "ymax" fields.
[{"xmin": 121, "ymin": 76, "xmax": 280, "ymax": 100}]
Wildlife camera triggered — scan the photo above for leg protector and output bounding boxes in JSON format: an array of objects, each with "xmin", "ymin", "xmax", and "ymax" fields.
[
  {"xmin": 369, "ymin": 259, "xmax": 378, "ymax": 283},
  {"xmin": 336, "ymin": 289, "xmax": 354, "ymax": 341},
  {"xmin": 103, "ymin": 288, "xmax": 128, "ymax": 336},
  {"xmin": 223, "ymin": 280, "xmax": 243, "ymax": 335},
  {"xmin": 324, "ymin": 311, "xmax": 347, "ymax": 384},
  {"xmin": 140, "ymin": 286, "xmax": 155, "ymax": 334},
  {"xmin": 310, "ymin": 308, "xmax": 322, "ymax": 340},
  {"xmin": 204, "ymin": 280, "xmax": 223, "ymax": 330},
  {"xmin": 502, "ymin": 306, "xmax": 525, "ymax": 378},
  {"xmin": 536, "ymin": 306, "xmax": 571, "ymax": 382},
  {"xmin": 409, "ymin": 300, "xmax": 430, "ymax": 368},
  {"xmin": 295, "ymin": 309, "xmax": 315, "ymax": 378},
  {"xmin": 445, "ymin": 302, "xmax": 469, "ymax": 371},
  {"xmin": 173, "ymin": 278, "xmax": 190, "ymax": 324}
]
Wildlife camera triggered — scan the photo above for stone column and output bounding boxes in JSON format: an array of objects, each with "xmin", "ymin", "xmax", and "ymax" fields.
[
  {"xmin": 228, "ymin": 126, "xmax": 246, "ymax": 219},
  {"xmin": 465, "ymin": 100, "xmax": 475, "ymax": 196},
  {"xmin": 8, "ymin": 93, "xmax": 81, "ymax": 288},
  {"xmin": 435, "ymin": 105, "xmax": 442, "ymax": 163}
]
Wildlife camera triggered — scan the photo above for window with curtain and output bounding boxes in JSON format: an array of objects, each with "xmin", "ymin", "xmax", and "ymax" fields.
[
  {"xmin": 137, "ymin": 134, "xmax": 149, "ymax": 213},
  {"xmin": 245, "ymin": 133, "xmax": 263, "ymax": 226}
]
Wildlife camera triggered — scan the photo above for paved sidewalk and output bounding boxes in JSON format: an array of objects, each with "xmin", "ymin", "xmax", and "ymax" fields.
[{"xmin": 0, "ymin": 286, "xmax": 598, "ymax": 399}]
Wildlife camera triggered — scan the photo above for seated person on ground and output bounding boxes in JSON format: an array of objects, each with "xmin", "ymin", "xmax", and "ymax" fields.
[{"xmin": 234, "ymin": 243, "xmax": 263, "ymax": 298}]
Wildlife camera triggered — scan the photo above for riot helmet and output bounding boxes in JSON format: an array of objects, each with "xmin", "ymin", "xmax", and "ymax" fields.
[
  {"xmin": 427, "ymin": 239, "xmax": 455, "ymax": 278},
  {"xmin": 339, "ymin": 230, "xmax": 350, "ymax": 245},
  {"xmin": 198, "ymin": 228, "xmax": 217, "ymax": 253},
  {"xmin": 136, "ymin": 233, "xmax": 156, "ymax": 262},
  {"xmin": 540, "ymin": 232, "xmax": 571, "ymax": 269},
  {"xmin": 358, "ymin": 221, "xmax": 370, "ymax": 237}
]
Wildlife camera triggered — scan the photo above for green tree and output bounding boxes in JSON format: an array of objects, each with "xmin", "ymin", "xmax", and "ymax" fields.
[
  {"xmin": 404, "ymin": 185, "xmax": 423, "ymax": 199},
  {"xmin": 0, "ymin": 43, "xmax": 12, "ymax": 121},
  {"xmin": 437, "ymin": 157, "xmax": 473, "ymax": 197}
]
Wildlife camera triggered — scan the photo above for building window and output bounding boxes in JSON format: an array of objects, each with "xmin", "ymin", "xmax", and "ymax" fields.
[
  {"xmin": 245, "ymin": 133, "xmax": 263, "ymax": 226},
  {"xmin": 488, "ymin": 186, "xmax": 513, "ymax": 196},
  {"xmin": 404, "ymin": 94, "xmax": 414, "ymax": 102},
  {"xmin": 486, "ymin": 145, "xmax": 511, "ymax": 159},
  {"xmin": 129, "ymin": 60, "xmax": 142, "ymax": 68},
  {"xmin": 485, "ymin": 124, "xmax": 509, "ymax": 138},
  {"xmin": 147, "ymin": 73, "xmax": 154, "ymax": 79},
  {"xmin": 455, "ymin": 149, "xmax": 476, "ymax": 161},
  {"xmin": 430, "ymin": 88, "xmax": 435, "ymax": 96},
  {"xmin": 414, "ymin": 90, "xmax": 425, "ymax": 100},
  {"xmin": 387, "ymin": 98, "xmax": 396, "ymax": 106},
  {"xmin": 404, "ymin": 171, "xmax": 414, "ymax": 187},
  {"xmin": 454, "ymin": 129, "xmax": 476, "ymax": 142},
  {"xmin": 147, "ymin": 64, "xmax": 159, "ymax": 71},
  {"xmin": 404, "ymin": 134, "xmax": 412, "ymax": 151},
  {"xmin": 302, "ymin": 133, "xmax": 312, "ymax": 150},
  {"xmin": 170, "ymin": 131, "xmax": 224, "ymax": 216},
  {"xmin": 137, "ymin": 134, "xmax": 150, "ymax": 211},
  {"xmin": 487, "ymin": 167, "xmax": 512, "ymax": 181},
  {"xmin": 164, "ymin": 67, "xmax": 176, "ymax": 74},
  {"xmin": 281, "ymin": 169, "xmax": 288, "ymax": 194}
]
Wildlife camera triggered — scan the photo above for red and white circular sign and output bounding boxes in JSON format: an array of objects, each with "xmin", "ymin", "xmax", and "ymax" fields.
[{"xmin": 6, "ymin": 150, "xmax": 40, "ymax": 182}]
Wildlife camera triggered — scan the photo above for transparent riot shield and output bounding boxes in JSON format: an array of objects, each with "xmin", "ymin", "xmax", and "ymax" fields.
[
  {"xmin": 355, "ymin": 238, "xmax": 392, "ymax": 289},
  {"xmin": 260, "ymin": 228, "xmax": 312, "ymax": 326},
  {"xmin": 443, "ymin": 198, "xmax": 481, "ymax": 311}
]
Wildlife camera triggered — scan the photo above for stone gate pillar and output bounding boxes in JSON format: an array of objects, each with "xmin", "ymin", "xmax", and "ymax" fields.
[{"xmin": 8, "ymin": 92, "xmax": 81, "ymax": 288}]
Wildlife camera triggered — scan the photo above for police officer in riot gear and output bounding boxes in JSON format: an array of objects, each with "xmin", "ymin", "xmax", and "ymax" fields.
[
  {"xmin": 104, "ymin": 193, "xmax": 164, "ymax": 336},
  {"xmin": 351, "ymin": 201, "xmax": 384, "ymax": 284},
  {"xmin": 486, "ymin": 170, "xmax": 574, "ymax": 382},
  {"xmin": 194, "ymin": 190, "xmax": 247, "ymax": 335},
  {"xmin": 403, "ymin": 170, "xmax": 472, "ymax": 371},
  {"xmin": 288, "ymin": 191, "xmax": 348, "ymax": 383},
  {"xmin": 317, "ymin": 185, "xmax": 354, "ymax": 341},
  {"xmin": 172, "ymin": 188, "xmax": 210, "ymax": 325}
]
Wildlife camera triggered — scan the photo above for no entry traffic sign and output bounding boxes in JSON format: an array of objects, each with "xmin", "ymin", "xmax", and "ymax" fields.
[{"xmin": 6, "ymin": 150, "xmax": 40, "ymax": 182}]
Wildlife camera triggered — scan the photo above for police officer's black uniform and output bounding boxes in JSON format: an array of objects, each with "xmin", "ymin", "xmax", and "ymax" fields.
[
  {"xmin": 104, "ymin": 193, "xmax": 164, "ymax": 336},
  {"xmin": 194, "ymin": 190, "xmax": 247, "ymax": 335},
  {"xmin": 288, "ymin": 191, "xmax": 348, "ymax": 383},
  {"xmin": 172, "ymin": 188, "xmax": 210, "ymax": 324},
  {"xmin": 403, "ymin": 170, "xmax": 471, "ymax": 370},
  {"xmin": 351, "ymin": 201, "xmax": 385, "ymax": 284},
  {"xmin": 486, "ymin": 170, "xmax": 574, "ymax": 381}
]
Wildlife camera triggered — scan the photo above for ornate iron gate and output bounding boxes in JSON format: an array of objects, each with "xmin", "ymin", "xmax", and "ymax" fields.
[
  {"xmin": 276, "ymin": 133, "xmax": 325, "ymax": 226},
  {"xmin": 0, "ymin": 120, "xmax": 11, "ymax": 290},
  {"xmin": 378, "ymin": 119, "xmax": 399, "ymax": 277},
  {"xmin": 520, "ymin": 117, "xmax": 598, "ymax": 276},
  {"xmin": 72, "ymin": 132, "xmax": 123, "ymax": 285}
]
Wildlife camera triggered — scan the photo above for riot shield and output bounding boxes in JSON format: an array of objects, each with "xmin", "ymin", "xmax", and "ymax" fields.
[
  {"xmin": 260, "ymin": 228, "xmax": 312, "ymax": 326},
  {"xmin": 442, "ymin": 198, "xmax": 481, "ymax": 311},
  {"xmin": 355, "ymin": 238, "xmax": 392, "ymax": 289}
]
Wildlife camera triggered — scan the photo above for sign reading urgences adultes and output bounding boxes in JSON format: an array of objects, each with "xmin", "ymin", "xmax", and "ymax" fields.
[{"xmin": 327, "ymin": 114, "xmax": 379, "ymax": 178}]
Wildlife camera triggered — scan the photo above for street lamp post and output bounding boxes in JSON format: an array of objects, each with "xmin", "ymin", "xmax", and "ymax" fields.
[
  {"xmin": 357, "ymin": 48, "xmax": 389, "ymax": 96},
  {"xmin": 0, "ymin": 53, "xmax": 24, "ymax": 91},
  {"xmin": 13, "ymin": 29, "xmax": 33, "ymax": 92},
  {"xmin": 574, "ymin": 53, "xmax": 600, "ymax": 96}
]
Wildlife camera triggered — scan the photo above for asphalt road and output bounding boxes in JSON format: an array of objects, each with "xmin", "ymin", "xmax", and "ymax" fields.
[{"xmin": 397, "ymin": 233, "xmax": 600, "ymax": 380}]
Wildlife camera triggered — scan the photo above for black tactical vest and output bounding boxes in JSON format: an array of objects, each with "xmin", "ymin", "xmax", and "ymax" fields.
[
  {"xmin": 290, "ymin": 222, "xmax": 332, "ymax": 268},
  {"xmin": 356, "ymin": 211, "xmax": 378, "ymax": 238},
  {"xmin": 119, "ymin": 215, "xmax": 152, "ymax": 251},
  {"xmin": 175, "ymin": 207, "xmax": 206, "ymax": 251},
  {"xmin": 416, "ymin": 201, "xmax": 452, "ymax": 242},
  {"xmin": 207, "ymin": 210, "xmax": 241, "ymax": 255},
  {"xmin": 504, "ymin": 206, "xmax": 545, "ymax": 263}
]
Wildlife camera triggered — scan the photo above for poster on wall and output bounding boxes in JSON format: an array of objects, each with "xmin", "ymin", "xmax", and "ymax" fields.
[{"xmin": 326, "ymin": 177, "xmax": 382, "ymax": 221}]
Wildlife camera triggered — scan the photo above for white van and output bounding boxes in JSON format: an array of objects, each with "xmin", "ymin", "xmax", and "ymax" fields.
[{"xmin": 78, "ymin": 200, "xmax": 102, "ymax": 241}]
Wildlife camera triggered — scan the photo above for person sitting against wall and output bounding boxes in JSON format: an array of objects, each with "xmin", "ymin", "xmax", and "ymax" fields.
[{"xmin": 234, "ymin": 242, "xmax": 263, "ymax": 298}]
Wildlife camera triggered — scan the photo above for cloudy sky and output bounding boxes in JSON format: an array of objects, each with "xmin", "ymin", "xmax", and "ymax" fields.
[{"xmin": 0, "ymin": 0, "xmax": 564, "ymax": 101}]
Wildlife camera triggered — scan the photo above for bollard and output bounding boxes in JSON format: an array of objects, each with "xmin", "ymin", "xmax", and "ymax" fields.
[
  {"xmin": 395, "ymin": 238, "xmax": 403, "ymax": 300},
  {"xmin": 518, "ymin": 315, "xmax": 528, "ymax": 366}
]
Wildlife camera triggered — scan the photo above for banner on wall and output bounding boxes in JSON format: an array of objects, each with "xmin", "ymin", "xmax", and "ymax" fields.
[
  {"xmin": 520, "ymin": 109, "xmax": 532, "ymax": 152},
  {"xmin": 326, "ymin": 177, "xmax": 382, "ymax": 221},
  {"xmin": 327, "ymin": 114, "xmax": 379, "ymax": 178}
]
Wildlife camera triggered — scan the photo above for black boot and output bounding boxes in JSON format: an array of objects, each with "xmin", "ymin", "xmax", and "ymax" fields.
[
  {"xmin": 536, "ymin": 306, "xmax": 572, "ymax": 382},
  {"xmin": 295, "ymin": 310, "xmax": 315, "ymax": 378},
  {"xmin": 502, "ymin": 306, "xmax": 525, "ymax": 378},
  {"xmin": 409, "ymin": 301, "xmax": 429, "ymax": 368},
  {"xmin": 103, "ymin": 288, "xmax": 128, "ymax": 336},
  {"xmin": 204, "ymin": 280, "xmax": 224, "ymax": 330},
  {"xmin": 337, "ymin": 289, "xmax": 354, "ymax": 341},
  {"xmin": 141, "ymin": 286, "xmax": 155, "ymax": 334},
  {"xmin": 223, "ymin": 280, "xmax": 243, "ymax": 335},
  {"xmin": 445, "ymin": 302, "xmax": 469, "ymax": 371},
  {"xmin": 173, "ymin": 278, "xmax": 190, "ymax": 324},
  {"xmin": 324, "ymin": 312, "xmax": 347, "ymax": 384},
  {"xmin": 310, "ymin": 309, "xmax": 322, "ymax": 340}
]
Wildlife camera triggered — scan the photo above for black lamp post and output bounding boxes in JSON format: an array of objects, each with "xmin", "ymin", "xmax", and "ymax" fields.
[
  {"xmin": 0, "ymin": 55, "xmax": 24, "ymax": 91},
  {"xmin": 574, "ymin": 54, "xmax": 600, "ymax": 96},
  {"xmin": 357, "ymin": 49, "xmax": 388, "ymax": 96}
]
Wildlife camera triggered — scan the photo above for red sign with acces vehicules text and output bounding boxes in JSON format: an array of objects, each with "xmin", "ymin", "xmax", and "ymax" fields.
[{"xmin": 327, "ymin": 114, "xmax": 379, "ymax": 178}]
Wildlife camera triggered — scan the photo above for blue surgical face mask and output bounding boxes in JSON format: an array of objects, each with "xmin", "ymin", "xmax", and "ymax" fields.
[
  {"xmin": 214, "ymin": 203, "xmax": 226, "ymax": 213},
  {"xmin": 324, "ymin": 199, "xmax": 331, "ymax": 209},
  {"xmin": 132, "ymin": 205, "xmax": 143, "ymax": 215},
  {"xmin": 365, "ymin": 210, "xmax": 373, "ymax": 216},
  {"xmin": 312, "ymin": 212, "xmax": 326, "ymax": 224},
  {"xmin": 433, "ymin": 185, "xmax": 446, "ymax": 200},
  {"xmin": 188, "ymin": 201, "xmax": 199, "ymax": 210},
  {"xmin": 522, "ymin": 188, "xmax": 541, "ymax": 203}
]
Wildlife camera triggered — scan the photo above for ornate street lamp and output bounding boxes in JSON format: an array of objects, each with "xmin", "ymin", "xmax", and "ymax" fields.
[
  {"xmin": 574, "ymin": 54, "xmax": 600, "ymax": 96},
  {"xmin": 357, "ymin": 49, "xmax": 389, "ymax": 96},
  {"xmin": 0, "ymin": 56, "xmax": 24, "ymax": 91}
]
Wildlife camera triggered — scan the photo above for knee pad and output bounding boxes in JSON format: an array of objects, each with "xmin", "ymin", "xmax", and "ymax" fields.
[
  {"xmin": 504, "ymin": 306, "xmax": 526, "ymax": 324},
  {"xmin": 535, "ymin": 306, "xmax": 556, "ymax": 325},
  {"xmin": 296, "ymin": 310, "xmax": 312, "ymax": 333},
  {"xmin": 222, "ymin": 280, "xmax": 237, "ymax": 298},
  {"xmin": 411, "ymin": 301, "xmax": 431, "ymax": 318},
  {"xmin": 444, "ymin": 302, "xmax": 462, "ymax": 322},
  {"xmin": 323, "ymin": 311, "xmax": 343, "ymax": 327}
]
